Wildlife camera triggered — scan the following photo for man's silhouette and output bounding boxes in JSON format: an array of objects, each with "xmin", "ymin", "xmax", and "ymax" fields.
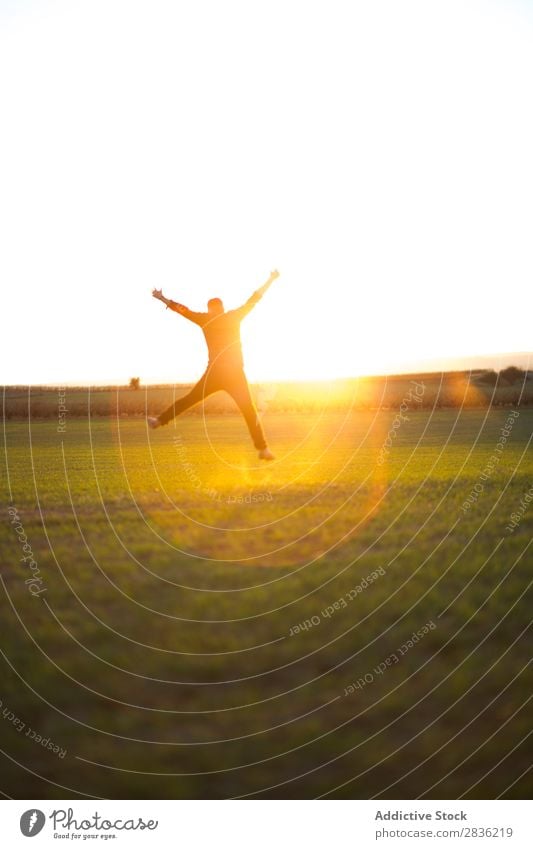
[{"xmin": 148, "ymin": 270, "xmax": 279, "ymax": 460}]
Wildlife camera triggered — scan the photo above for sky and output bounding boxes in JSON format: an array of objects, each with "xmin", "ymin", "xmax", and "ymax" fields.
[{"xmin": 1, "ymin": 0, "xmax": 532, "ymax": 385}]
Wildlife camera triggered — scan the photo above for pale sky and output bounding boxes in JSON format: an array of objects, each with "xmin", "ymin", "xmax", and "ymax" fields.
[{"xmin": 1, "ymin": 0, "xmax": 532, "ymax": 384}]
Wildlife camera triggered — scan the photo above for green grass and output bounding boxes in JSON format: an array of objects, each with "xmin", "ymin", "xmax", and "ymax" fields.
[{"xmin": 1, "ymin": 409, "xmax": 532, "ymax": 799}]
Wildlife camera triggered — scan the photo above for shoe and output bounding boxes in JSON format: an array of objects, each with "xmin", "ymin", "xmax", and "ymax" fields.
[
  {"xmin": 147, "ymin": 416, "xmax": 161, "ymax": 429},
  {"xmin": 258, "ymin": 447, "xmax": 275, "ymax": 461}
]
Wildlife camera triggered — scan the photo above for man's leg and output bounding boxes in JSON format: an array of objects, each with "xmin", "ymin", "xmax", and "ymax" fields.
[
  {"xmin": 225, "ymin": 370, "xmax": 268, "ymax": 451},
  {"xmin": 156, "ymin": 371, "xmax": 217, "ymax": 426}
]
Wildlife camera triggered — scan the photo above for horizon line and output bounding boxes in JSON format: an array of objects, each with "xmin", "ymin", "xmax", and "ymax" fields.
[{"xmin": 4, "ymin": 355, "xmax": 532, "ymax": 390}]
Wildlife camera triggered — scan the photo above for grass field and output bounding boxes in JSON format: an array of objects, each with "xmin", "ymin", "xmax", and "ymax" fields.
[{"xmin": 1, "ymin": 406, "xmax": 532, "ymax": 799}]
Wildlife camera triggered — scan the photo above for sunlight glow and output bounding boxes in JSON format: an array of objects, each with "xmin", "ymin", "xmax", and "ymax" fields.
[{"xmin": 1, "ymin": 0, "xmax": 532, "ymax": 384}]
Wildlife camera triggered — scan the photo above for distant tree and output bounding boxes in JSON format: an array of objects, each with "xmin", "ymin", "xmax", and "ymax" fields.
[
  {"xmin": 477, "ymin": 370, "xmax": 498, "ymax": 386},
  {"xmin": 129, "ymin": 377, "xmax": 141, "ymax": 390},
  {"xmin": 500, "ymin": 366, "xmax": 524, "ymax": 385}
]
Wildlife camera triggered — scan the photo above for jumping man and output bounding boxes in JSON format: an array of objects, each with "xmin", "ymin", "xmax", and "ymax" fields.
[{"xmin": 148, "ymin": 270, "xmax": 280, "ymax": 460}]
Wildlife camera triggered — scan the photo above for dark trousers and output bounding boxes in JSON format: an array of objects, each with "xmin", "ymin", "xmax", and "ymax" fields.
[{"xmin": 158, "ymin": 364, "xmax": 267, "ymax": 450}]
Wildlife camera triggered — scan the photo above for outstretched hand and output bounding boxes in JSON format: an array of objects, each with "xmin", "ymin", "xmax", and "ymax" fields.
[
  {"xmin": 269, "ymin": 269, "xmax": 280, "ymax": 282},
  {"xmin": 152, "ymin": 288, "xmax": 165, "ymax": 302}
]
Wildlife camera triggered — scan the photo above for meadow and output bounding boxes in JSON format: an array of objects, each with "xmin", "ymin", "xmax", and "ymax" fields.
[{"xmin": 0, "ymin": 395, "xmax": 532, "ymax": 798}]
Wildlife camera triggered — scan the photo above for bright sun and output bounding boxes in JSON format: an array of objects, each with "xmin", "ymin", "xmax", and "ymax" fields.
[{"xmin": 1, "ymin": 1, "xmax": 532, "ymax": 385}]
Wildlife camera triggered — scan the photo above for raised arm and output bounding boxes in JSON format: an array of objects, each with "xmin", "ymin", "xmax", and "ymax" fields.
[
  {"xmin": 151, "ymin": 289, "xmax": 205, "ymax": 325},
  {"xmin": 235, "ymin": 270, "xmax": 280, "ymax": 319}
]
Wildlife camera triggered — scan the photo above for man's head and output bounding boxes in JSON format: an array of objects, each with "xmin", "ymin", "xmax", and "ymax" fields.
[{"xmin": 207, "ymin": 298, "xmax": 224, "ymax": 315}]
